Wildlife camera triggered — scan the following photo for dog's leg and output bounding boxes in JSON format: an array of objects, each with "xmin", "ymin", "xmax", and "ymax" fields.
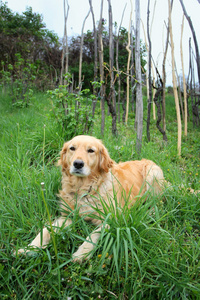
[
  {"xmin": 72, "ymin": 224, "xmax": 109, "ymax": 263},
  {"xmin": 145, "ymin": 164, "xmax": 165, "ymax": 194},
  {"xmin": 15, "ymin": 216, "xmax": 72, "ymax": 255}
]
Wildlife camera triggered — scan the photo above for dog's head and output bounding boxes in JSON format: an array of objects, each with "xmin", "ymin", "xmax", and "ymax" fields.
[{"xmin": 58, "ymin": 135, "xmax": 114, "ymax": 177}]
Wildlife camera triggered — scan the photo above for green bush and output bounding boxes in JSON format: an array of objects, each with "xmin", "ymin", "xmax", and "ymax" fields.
[
  {"xmin": 47, "ymin": 73, "xmax": 94, "ymax": 140},
  {"xmin": 0, "ymin": 53, "xmax": 37, "ymax": 107}
]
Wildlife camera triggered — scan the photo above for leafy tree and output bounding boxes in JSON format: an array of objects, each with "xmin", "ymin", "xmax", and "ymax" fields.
[
  {"xmin": 68, "ymin": 27, "xmax": 146, "ymax": 91},
  {"xmin": 0, "ymin": 1, "xmax": 61, "ymax": 89}
]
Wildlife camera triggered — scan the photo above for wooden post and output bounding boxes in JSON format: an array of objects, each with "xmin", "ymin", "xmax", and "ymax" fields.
[
  {"xmin": 180, "ymin": 14, "xmax": 187, "ymax": 136},
  {"xmin": 125, "ymin": 0, "xmax": 133, "ymax": 125},
  {"xmin": 79, "ymin": 10, "xmax": 90, "ymax": 91},
  {"xmin": 135, "ymin": 0, "xmax": 143, "ymax": 154},
  {"xmin": 168, "ymin": 0, "xmax": 182, "ymax": 155}
]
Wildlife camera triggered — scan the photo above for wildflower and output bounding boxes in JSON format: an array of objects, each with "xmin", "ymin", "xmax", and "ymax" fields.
[
  {"xmin": 41, "ymin": 182, "xmax": 45, "ymax": 191},
  {"xmin": 98, "ymin": 253, "xmax": 109, "ymax": 258}
]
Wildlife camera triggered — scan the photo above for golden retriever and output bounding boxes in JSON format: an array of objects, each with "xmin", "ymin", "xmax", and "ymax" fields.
[{"xmin": 16, "ymin": 135, "xmax": 165, "ymax": 261}]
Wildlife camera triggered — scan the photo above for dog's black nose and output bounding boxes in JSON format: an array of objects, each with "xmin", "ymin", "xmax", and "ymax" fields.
[{"xmin": 73, "ymin": 160, "xmax": 84, "ymax": 169}]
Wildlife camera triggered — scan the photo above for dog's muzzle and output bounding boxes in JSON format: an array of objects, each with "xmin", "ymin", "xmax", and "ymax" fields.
[{"xmin": 70, "ymin": 159, "xmax": 89, "ymax": 177}]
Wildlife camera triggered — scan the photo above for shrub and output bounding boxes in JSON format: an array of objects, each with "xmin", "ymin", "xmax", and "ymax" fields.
[
  {"xmin": 47, "ymin": 73, "xmax": 94, "ymax": 140},
  {"xmin": 0, "ymin": 53, "xmax": 37, "ymax": 107}
]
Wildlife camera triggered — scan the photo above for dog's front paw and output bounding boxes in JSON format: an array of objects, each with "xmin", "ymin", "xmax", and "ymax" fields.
[
  {"xmin": 13, "ymin": 246, "xmax": 39, "ymax": 257},
  {"xmin": 13, "ymin": 248, "xmax": 27, "ymax": 256},
  {"xmin": 72, "ymin": 250, "xmax": 88, "ymax": 263},
  {"xmin": 72, "ymin": 246, "xmax": 92, "ymax": 263}
]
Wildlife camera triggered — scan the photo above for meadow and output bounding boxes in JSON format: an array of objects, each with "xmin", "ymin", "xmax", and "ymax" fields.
[{"xmin": 0, "ymin": 90, "xmax": 200, "ymax": 299}]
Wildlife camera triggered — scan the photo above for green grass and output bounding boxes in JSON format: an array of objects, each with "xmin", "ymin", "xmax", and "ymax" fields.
[{"xmin": 0, "ymin": 90, "xmax": 200, "ymax": 299}]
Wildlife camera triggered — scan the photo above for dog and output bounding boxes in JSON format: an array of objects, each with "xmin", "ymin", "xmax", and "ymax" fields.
[{"xmin": 16, "ymin": 135, "xmax": 165, "ymax": 261}]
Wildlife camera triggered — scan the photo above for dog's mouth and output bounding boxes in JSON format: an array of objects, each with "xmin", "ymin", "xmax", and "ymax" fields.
[
  {"xmin": 70, "ymin": 159, "xmax": 91, "ymax": 177},
  {"xmin": 70, "ymin": 167, "xmax": 90, "ymax": 177},
  {"xmin": 71, "ymin": 169, "xmax": 85, "ymax": 177}
]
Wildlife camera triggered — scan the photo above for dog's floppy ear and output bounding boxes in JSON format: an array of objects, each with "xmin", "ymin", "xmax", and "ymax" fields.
[
  {"xmin": 57, "ymin": 141, "xmax": 70, "ymax": 172},
  {"xmin": 99, "ymin": 144, "xmax": 114, "ymax": 173}
]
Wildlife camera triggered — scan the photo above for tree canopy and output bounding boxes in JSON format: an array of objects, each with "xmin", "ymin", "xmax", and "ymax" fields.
[
  {"xmin": 0, "ymin": 1, "xmax": 146, "ymax": 92},
  {"xmin": 0, "ymin": 1, "xmax": 60, "ymax": 89}
]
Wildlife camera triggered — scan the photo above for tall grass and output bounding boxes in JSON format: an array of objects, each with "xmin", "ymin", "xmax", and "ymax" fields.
[{"xmin": 0, "ymin": 90, "xmax": 200, "ymax": 299}]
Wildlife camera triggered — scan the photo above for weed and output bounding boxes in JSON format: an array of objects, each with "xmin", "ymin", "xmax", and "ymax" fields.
[{"xmin": 0, "ymin": 89, "xmax": 200, "ymax": 298}]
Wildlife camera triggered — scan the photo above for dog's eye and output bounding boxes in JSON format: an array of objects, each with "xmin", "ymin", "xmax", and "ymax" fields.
[
  {"xmin": 69, "ymin": 146, "xmax": 76, "ymax": 151},
  {"xmin": 88, "ymin": 148, "xmax": 95, "ymax": 153}
]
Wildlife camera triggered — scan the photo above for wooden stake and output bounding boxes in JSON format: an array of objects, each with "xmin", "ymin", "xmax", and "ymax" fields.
[
  {"xmin": 168, "ymin": 0, "xmax": 182, "ymax": 155},
  {"xmin": 180, "ymin": 14, "xmax": 188, "ymax": 136}
]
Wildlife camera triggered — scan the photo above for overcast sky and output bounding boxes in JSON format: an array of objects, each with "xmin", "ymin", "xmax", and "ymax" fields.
[{"xmin": 3, "ymin": 0, "xmax": 200, "ymax": 85}]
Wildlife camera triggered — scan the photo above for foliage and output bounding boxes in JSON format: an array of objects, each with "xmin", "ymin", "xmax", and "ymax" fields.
[
  {"xmin": 68, "ymin": 28, "xmax": 146, "ymax": 90},
  {"xmin": 47, "ymin": 73, "xmax": 95, "ymax": 140},
  {"xmin": 0, "ymin": 2, "xmax": 147, "ymax": 98},
  {"xmin": 0, "ymin": 1, "xmax": 61, "ymax": 90},
  {"xmin": 0, "ymin": 89, "xmax": 200, "ymax": 299},
  {"xmin": 0, "ymin": 53, "xmax": 37, "ymax": 107}
]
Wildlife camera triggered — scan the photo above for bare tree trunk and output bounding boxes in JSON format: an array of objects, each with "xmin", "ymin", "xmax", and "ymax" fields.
[
  {"xmin": 154, "ymin": 86, "xmax": 168, "ymax": 141},
  {"xmin": 89, "ymin": 0, "xmax": 98, "ymax": 116},
  {"xmin": 108, "ymin": 0, "xmax": 115, "ymax": 106},
  {"xmin": 107, "ymin": 0, "xmax": 117, "ymax": 135},
  {"xmin": 180, "ymin": 14, "xmax": 187, "ymax": 136},
  {"xmin": 79, "ymin": 10, "xmax": 90, "ymax": 91},
  {"xmin": 98, "ymin": 0, "xmax": 105, "ymax": 135},
  {"xmin": 88, "ymin": 0, "xmax": 98, "ymax": 92},
  {"xmin": 189, "ymin": 38, "xmax": 200, "ymax": 126},
  {"xmin": 60, "ymin": 0, "xmax": 70, "ymax": 85},
  {"xmin": 153, "ymin": 67, "xmax": 168, "ymax": 141},
  {"xmin": 116, "ymin": 4, "xmax": 127, "ymax": 123},
  {"xmin": 135, "ymin": 0, "xmax": 143, "ymax": 154},
  {"xmin": 125, "ymin": 0, "xmax": 133, "ymax": 125},
  {"xmin": 141, "ymin": 19, "xmax": 149, "ymax": 113},
  {"xmin": 141, "ymin": 18, "xmax": 156, "ymax": 123},
  {"xmin": 187, "ymin": 39, "xmax": 191, "ymax": 122},
  {"xmin": 64, "ymin": 0, "xmax": 69, "ymax": 78},
  {"xmin": 146, "ymin": 0, "xmax": 152, "ymax": 142},
  {"xmin": 168, "ymin": 0, "xmax": 182, "ymax": 156},
  {"xmin": 162, "ymin": 0, "xmax": 173, "ymax": 131},
  {"xmin": 179, "ymin": 0, "xmax": 200, "ymax": 88},
  {"xmin": 130, "ymin": 23, "xmax": 135, "ymax": 113},
  {"xmin": 177, "ymin": 72, "xmax": 184, "ymax": 118},
  {"xmin": 150, "ymin": 1, "xmax": 156, "ymax": 121},
  {"xmin": 162, "ymin": 20, "xmax": 170, "ymax": 132},
  {"xmin": 116, "ymin": 34, "xmax": 121, "ymax": 123},
  {"xmin": 152, "ymin": 75, "xmax": 156, "ymax": 119},
  {"xmin": 189, "ymin": 38, "xmax": 194, "ymax": 126}
]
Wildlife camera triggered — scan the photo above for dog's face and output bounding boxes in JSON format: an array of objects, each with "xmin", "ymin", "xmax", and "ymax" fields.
[{"xmin": 58, "ymin": 135, "xmax": 113, "ymax": 177}]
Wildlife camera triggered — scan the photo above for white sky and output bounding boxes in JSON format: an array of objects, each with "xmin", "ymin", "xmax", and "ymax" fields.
[{"xmin": 3, "ymin": 0, "xmax": 200, "ymax": 86}]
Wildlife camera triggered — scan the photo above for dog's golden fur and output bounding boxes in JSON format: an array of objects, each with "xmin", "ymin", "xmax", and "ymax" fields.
[{"xmin": 16, "ymin": 135, "xmax": 165, "ymax": 261}]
